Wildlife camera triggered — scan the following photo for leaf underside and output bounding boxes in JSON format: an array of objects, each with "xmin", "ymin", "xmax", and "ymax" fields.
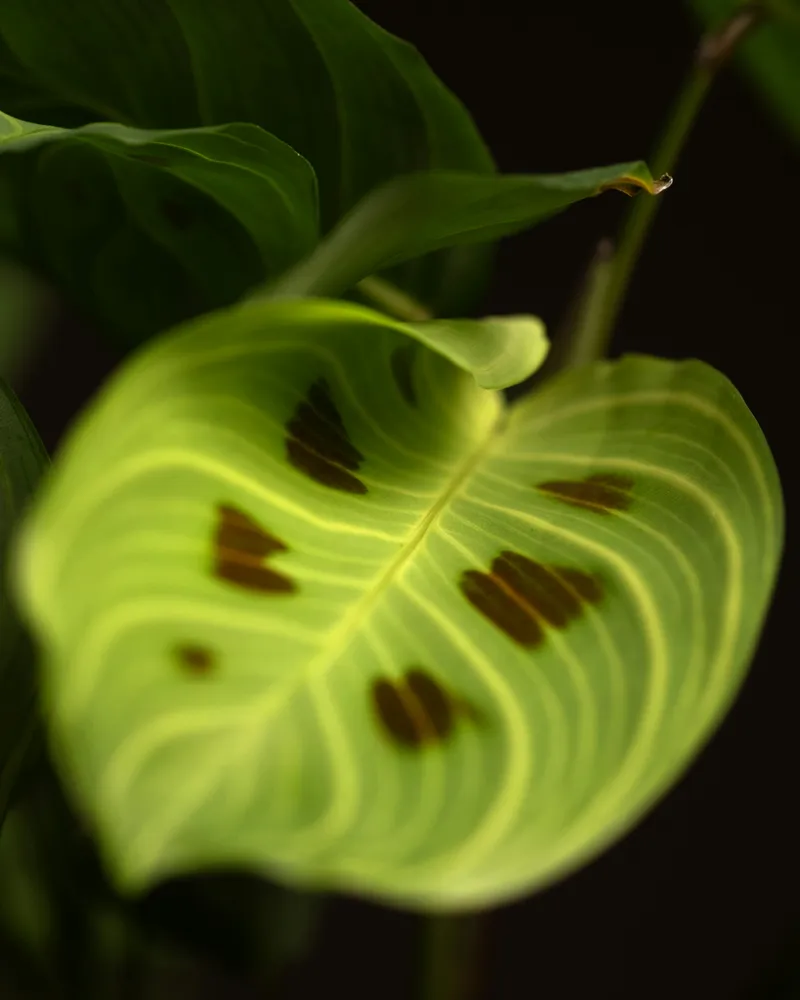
[{"xmin": 13, "ymin": 297, "xmax": 782, "ymax": 910}]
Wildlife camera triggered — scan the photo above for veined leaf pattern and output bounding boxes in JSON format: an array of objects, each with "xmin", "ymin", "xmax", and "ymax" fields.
[{"xmin": 13, "ymin": 299, "xmax": 782, "ymax": 909}]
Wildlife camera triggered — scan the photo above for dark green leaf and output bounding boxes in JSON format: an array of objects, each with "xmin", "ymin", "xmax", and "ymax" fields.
[
  {"xmin": 0, "ymin": 113, "xmax": 319, "ymax": 341},
  {"xmin": 271, "ymin": 163, "xmax": 672, "ymax": 300},
  {"xmin": 0, "ymin": 0, "xmax": 494, "ymax": 312},
  {"xmin": 690, "ymin": 0, "xmax": 800, "ymax": 145},
  {"xmin": 0, "ymin": 377, "xmax": 47, "ymax": 827}
]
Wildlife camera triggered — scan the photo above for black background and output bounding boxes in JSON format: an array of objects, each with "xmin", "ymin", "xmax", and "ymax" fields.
[{"xmin": 14, "ymin": 2, "xmax": 799, "ymax": 999}]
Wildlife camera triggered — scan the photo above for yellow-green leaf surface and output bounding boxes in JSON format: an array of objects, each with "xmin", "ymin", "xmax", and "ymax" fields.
[
  {"xmin": 12, "ymin": 298, "xmax": 782, "ymax": 910},
  {"xmin": 0, "ymin": 112, "xmax": 318, "ymax": 340}
]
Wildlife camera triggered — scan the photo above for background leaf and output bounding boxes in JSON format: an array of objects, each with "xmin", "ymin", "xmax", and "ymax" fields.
[
  {"xmin": 689, "ymin": 0, "xmax": 800, "ymax": 145},
  {"xmin": 0, "ymin": 376, "xmax": 47, "ymax": 828},
  {"xmin": 271, "ymin": 162, "xmax": 671, "ymax": 299},
  {"xmin": 0, "ymin": 113, "xmax": 319, "ymax": 341},
  {"xmin": 0, "ymin": 0, "xmax": 495, "ymax": 314},
  {"xmin": 13, "ymin": 296, "xmax": 782, "ymax": 910}
]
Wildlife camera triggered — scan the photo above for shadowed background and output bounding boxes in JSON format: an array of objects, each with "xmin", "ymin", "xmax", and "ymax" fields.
[{"xmin": 7, "ymin": 1, "xmax": 797, "ymax": 998}]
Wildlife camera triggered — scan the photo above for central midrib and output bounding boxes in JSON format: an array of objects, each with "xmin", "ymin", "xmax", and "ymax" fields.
[{"xmin": 251, "ymin": 404, "xmax": 505, "ymax": 717}]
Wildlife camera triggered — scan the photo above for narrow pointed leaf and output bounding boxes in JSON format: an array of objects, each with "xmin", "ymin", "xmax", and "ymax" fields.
[
  {"xmin": 1, "ymin": 377, "xmax": 47, "ymax": 827},
  {"xmin": 270, "ymin": 164, "xmax": 672, "ymax": 300},
  {"xmin": 0, "ymin": 0, "xmax": 494, "ymax": 312},
  {"xmin": 0, "ymin": 113, "xmax": 318, "ymax": 340},
  {"xmin": 12, "ymin": 298, "xmax": 781, "ymax": 910}
]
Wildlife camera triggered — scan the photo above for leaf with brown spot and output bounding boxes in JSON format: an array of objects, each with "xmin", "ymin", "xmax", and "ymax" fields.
[
  {"xmin": 213, "ymin": 504, "xmax": 295, "ymax": 594},
  {"xmin": 536, "ymin": 473, "xmax": 634, "ymax": 513},
  {"xmin": 17, "ymin": 299, "xmax": 782, "ymax": 914},
  {"xmin": 462, "ymin": 551, "xmax": 602, "ymax": 648},
  {"xmin": 175, "ymin": 643, "xmax": 215, "ymax": 675},
  {"xmin": 372, "ymin": 668, "xmax": 475, "ymax": 749},
  {"xmin": 285, "ymin": 379, "xmax": 367, "ymax": 494}
]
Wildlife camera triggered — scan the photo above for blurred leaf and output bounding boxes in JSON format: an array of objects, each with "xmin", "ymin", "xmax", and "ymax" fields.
[
  {"xmin": 0, "ymin": 377, "xmax": 47, "ymax": 828},
  {"xmin": 272, "ymin": 162, "xmax": 671, "ymax": 299},
  {"xmin": 0, "ymin": 112, "xmax": 319, "ymax": 341},
  {"xmin": 0, "ymin": 0, "xmax": 494, "ymax": 313},
  {"xmin": 0, "ymin": 256, "xmax": 54, "ymax": 384},
  {"xmin": 689, "ymin": 0, "xmax": 800, "ymax": 145},
  {"xmin": 12, "ymin": 295, "xmax": 782, "ymax": 910}
]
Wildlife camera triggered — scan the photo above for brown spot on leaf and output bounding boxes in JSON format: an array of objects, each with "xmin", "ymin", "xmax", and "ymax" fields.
[
  {"xmin": 372, "ymin": 668, "xmax": 480, "ymax": 749},
  {"xmin": 536, "ymin": 473, "xmax": 634, "ymax": 514},
  {"xmin": 285, "ymin": 379, "xmax": 367, "ymax": 493},
  {"xmin": 175, "ymin": 643, "xmax": 215, "ymax": 675},
  {"xmin": 213, "ymin": 504, "xmax": 295, "ymax": 593},
  {"xmin": 391, "ymin": 344, "xmax": 418, "ymax": 406},
  {"xmin": 161, "ymin": 198, "xmax": 193, "ymax": 230},
  {"xmin": 460, "ymin": 551, "xmax": 602, "ymax": 648},
  {"xmin": 373, "ymin": 678, "xmax": 422, "ymax": 748}
]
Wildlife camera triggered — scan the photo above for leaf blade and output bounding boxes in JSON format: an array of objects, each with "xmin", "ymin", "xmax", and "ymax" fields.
[
  {"xmin": 0, "ymin": 114, "xmax": 319, "ymax": 340},
  {"xmin": 269, "ymin": 164, "xmax": 671, "ymax": 300},
  {"xmin": 0, "ymin": 0, "xmax": 494, "ymax": 312},
  {"xmin": 11, "ymin": 299, "xmax": 782, "ymax": 909}
]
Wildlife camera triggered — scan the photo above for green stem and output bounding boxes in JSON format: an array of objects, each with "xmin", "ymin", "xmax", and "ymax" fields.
[
  {"xmin": 357, "ymin": 275, "xmax": 433, "ymax": 322},
  {"xmin": 423, "ymin": 914, "xmax": 483, "ymax": 1000},
  {"xmin": 587, "ymin": 2, "xmax": 762, "ymax": 362}
]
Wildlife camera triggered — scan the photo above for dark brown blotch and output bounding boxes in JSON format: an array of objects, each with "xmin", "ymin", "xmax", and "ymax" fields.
[
  {"xmin": 371, "ymin": 668, "xmax": 478, "ymax": 750},
  {"xmin": 287, "ymin": 402, "xmax": 363, "ymax": 470},
  {"xmin": 372, "ymin": 678, "xmax": 422, "ymax": 748},
  {"xmin": 390, "ymin": 344, "xmax": 418, "ymax": 406},
  {"xmin": 285, "ymin": 378, "xmax": 368, "ymax": 493},
  {"xmin": 536, "ymin": 472, "xmax": 634, "ymax": 514},
  {"xmin": 405, "ymin": 668, "xmax": 454, "ymax": 742},
  {"xmin": 161, "ymin": 198, "xmax": 193, "ymax": 231},
  {"xmin": 460, "ymin": 550, "xmax": 603, "ymax": 648},
  {"xmin": 461, "ymin": 569, "xmax": 544, "ymax": 648},
  {"xmin": 175, "ymin": 643, "xmax": 215, "ymax": 675},
  {"xmin": 213, "ymin": 503, "xmax": 295, "ymax": 593}
]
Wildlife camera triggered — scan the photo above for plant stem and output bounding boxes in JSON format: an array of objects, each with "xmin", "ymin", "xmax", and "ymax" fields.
[
  {"xmin": 357, "ymin": 275, "xmax": 433, "ymax": 321},
  {"xmin": 586, "ymin": 2, "xmax": 763, "ymax": 363},
  {"xmin": 423, "ymin": 914, "xmax": 483, "ymax": 1000}
]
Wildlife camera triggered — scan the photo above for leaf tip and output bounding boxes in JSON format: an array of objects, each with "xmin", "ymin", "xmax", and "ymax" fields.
[{"xmin": 599, "ymin": 171, "xmax": 673, "ymax": 198}]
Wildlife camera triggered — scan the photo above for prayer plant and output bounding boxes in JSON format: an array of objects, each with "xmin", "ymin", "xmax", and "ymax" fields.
[{"xmin": 0, "ymin": 0, "xmax": 791, "ymax": 996}]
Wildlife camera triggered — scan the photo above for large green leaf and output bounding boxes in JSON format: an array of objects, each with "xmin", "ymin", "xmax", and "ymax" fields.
[
  {"xmin": 0, "ymin": 112, "xmax": 319, "ymax": 340},
  {"xmin": 1, "ymin": 377, "xmax": 47, "ymax": 826},
  {"xmin": 0, "ymin": 109, "xmax": 666, "ymax": 342},
  {"xmin": 689, "ymin": 0, "xmax": 800, "ymax": 145},
  {"xmin": 11, "ymin": 297, "xmax": 782, "ymax": 910},
  {"xmin": 270, "ymin": 162, "xmax": 671, "ymax": 300},
  {"xmin": 0, "ymin": 0, "xmax": 494, "ymax": 312}
]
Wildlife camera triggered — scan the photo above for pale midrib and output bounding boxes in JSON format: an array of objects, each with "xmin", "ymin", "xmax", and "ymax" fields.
[
  {"xmin": 94, "ymin": 407, "xmax": 505, "ymax": 850},
  {"xmin": 252, "ymin": 408, "xmax": 505, "ymax": 714}
]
